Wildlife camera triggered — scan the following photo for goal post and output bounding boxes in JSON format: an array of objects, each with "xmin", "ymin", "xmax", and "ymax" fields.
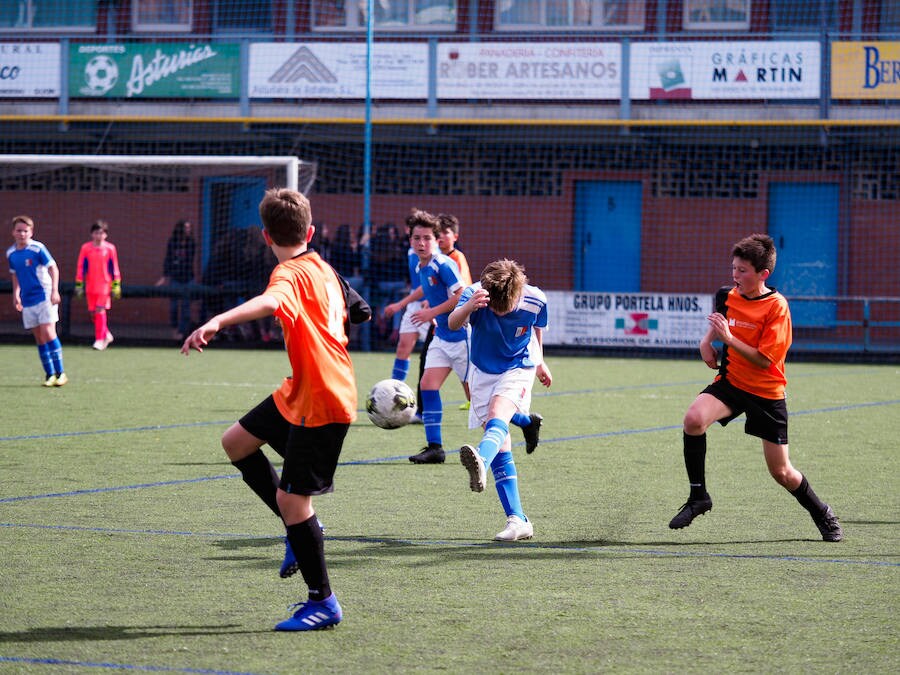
[{"xmin": 0, "ymin": 154, "xmax": 317, "ymax": 344}]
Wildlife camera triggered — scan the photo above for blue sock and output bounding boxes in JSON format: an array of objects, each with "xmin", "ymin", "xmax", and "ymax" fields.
[
  {"xmin": 491, "ymin": 452, "xmax": 525, "ymax": 520},
  {"xmin": 510, "ymin": 412, "xmax": 530, "ymax": 428},
  {"xmin": 391, "ymin": 358, "xmax": 410, "ymax": 381},
  {"xmin": 37, "ymin": 343, "xmax": 53, "ymax": 377},
  {"xmin": 477, "ymin": 418, "xmax": 509, "ymax": 468},
  {"xmin": 48, "ymin": 337, "xmax": 64, "ymax": 375},
  {"xmin": 421, "ymin": 389, "xmax": 443, "ymax": 446}
]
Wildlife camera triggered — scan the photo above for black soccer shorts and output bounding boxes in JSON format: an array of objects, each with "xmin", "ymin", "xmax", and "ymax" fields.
[{"xmin": 703, "ymin": 378, "xmax": 789, "ymax": 445}]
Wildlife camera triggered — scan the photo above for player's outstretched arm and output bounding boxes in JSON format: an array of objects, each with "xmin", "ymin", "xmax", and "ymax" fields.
[{"xmin": 181, "ymin": 294, "xmax": 278, "ymax": 355}]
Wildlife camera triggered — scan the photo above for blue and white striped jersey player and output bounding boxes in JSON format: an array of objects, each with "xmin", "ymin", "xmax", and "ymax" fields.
[
  {"xmin": 405, "ymin": 209, "xmax": 469, "ymax": 465},
  {"xmin": 448, "ymin": 259, "xmax": 552, "ymax": 541}
]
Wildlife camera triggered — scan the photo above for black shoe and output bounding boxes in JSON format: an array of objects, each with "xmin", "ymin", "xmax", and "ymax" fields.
[
  {"xmin": 812, "ymin": 504, "xmax": 843, "ymax": 542},
  {"xmin": 522, "ymin": 413, "xmax": 543, "ymax": 454},
  {"xmin": 409, "ymin": 444, "xmax": 445, "ymax": 464},
  {"xmin": 669, "ymin": 494, "xmax": 713, "ymax": 529}
]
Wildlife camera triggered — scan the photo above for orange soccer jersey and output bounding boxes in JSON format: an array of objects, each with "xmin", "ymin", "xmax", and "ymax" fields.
[
  {"xmin": 265, "ymin": 250, "xmax": 357, "ymax": 427},
  {"xmin": 715, "ymin": 286, "xmax": 792, "ymax": 399},
  {"xmin": 76, "ymin": 240, "xmax": 121, "ymax": 308},
  {"xmin": 448, "ymin": 248, "xmax": 472, "ymax": 286}
]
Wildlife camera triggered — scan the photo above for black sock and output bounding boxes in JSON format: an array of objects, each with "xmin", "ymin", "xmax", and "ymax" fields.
[
  {"xmin": 232, "ymin": 450, "xmax": 281, "ymax": 518},
  {"xmin": 683, "ymin": 432, "xmax": 708, "ymax": 500},
  {"xmin": 790, "ymin": 475, "xmax": 827, "ymax": 516},
  {"xmin": 286, "ymin": 515, "xmax": 331, "ymax": 602}
]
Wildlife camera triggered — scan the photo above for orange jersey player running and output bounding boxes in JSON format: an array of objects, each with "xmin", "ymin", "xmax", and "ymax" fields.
[{"xmin": 75, "ymin": 220, "xmax": 121, "ymax": 350}]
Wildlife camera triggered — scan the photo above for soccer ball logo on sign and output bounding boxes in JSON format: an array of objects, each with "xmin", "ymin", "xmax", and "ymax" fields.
[
  {"xmin": 366, "ymin": 379, "xmax": 417, "ymax": 429},
  {"xmin": 83, "ymin": 55, "xmax": 119, "ymax": 95}
]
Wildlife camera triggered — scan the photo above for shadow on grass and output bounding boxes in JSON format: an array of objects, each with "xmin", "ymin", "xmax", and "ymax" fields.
[{"xmin": 0, "ymin": 625, "xmax": 263, "ymax": 643}]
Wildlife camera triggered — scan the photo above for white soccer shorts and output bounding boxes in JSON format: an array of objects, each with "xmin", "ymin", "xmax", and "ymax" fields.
[{"xmin": 467, "ymin": 365, "xmax": 535, "ymax": 429}]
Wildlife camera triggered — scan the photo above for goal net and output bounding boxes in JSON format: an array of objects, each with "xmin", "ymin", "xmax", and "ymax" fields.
[{"xmin": 0, "ymin": 154, "xmax": 316, "ymax": 343}]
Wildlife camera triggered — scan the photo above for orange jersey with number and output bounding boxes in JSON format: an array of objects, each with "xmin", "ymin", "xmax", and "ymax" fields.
[
  {"xmin": 265, "ymin": 250, "xmax": 357, "ymax": 427},
  {"xmin": 448, "ymin": 248, "xmax": 472, "ymax": 286},
  {"xmin": 715, "ymin": 286, "xmax": 792, "ymax": 399}
]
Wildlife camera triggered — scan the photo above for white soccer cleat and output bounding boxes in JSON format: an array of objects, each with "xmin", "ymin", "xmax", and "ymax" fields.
[
  {"xmin": 494, "ymin": 515, "xmax": 534, "ymax": 542},
  {"xmin": 104, "ymin": 332, "xmax": 114, "ymax": 348},
  {"xmin": 459, "ymin": 444, "xmax": 486, "ymax": 492},
  {"xmin": 92, "ymin": 339, "xmax": 106, "ymax": 350}
]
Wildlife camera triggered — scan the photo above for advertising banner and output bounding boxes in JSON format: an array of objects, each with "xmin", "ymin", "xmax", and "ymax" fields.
[
  {"xmin": 544, "ymin": 291, "xmax": 713, "ymax": 348},
  {"xmin": 832, "ymin": 41, "xmax": 900, "ymax": 99},
  {"xmin": 630, "ymin": 41, "xmax": 820, "ymax": 100},
  {"xmin": 0, "ymin": 43, "xmax": 60, "ymax": 98},
  {"xmin": 437, "ymin": 42, "xmax": 621, "ymax": 100},
  {"xmin": 69, "ymin": 43, "xmax": 240, "ymax": 98},
  {"xmin": 249, "ymin": 43, "xmax": 428, "ymax": 98}
]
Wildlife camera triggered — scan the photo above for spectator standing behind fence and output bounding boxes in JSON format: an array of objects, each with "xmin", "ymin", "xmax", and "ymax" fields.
[
  {"xmin": 328, "ymin": 223, "xmax": 364, "ymax": 290},
  {"xmin": 75, "ymin": 220, "xmax": 121, "ymax": 351},
  {"xmin": 7, "ymin": 215, "xmax": 68, "ymax": 386},
  {"xmin": 155, "ymin": 219, "xmax": 196, "ymax": 341}
]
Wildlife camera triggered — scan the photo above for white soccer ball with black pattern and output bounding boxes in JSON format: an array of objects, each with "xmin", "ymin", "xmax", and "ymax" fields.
[{"xmin": 366, "ymin": 379, "xmax": 417, "ymax": 429}]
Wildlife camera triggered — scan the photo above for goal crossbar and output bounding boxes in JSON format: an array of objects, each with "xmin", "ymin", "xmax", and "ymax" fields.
[{"xmin": 0, "ymin": 154, "xmax": 304, "ymax": 192}]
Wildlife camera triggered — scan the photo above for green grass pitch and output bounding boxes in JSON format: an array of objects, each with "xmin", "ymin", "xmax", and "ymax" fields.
[{"xmin": 0, "ymin": 344, "xmax": 898, "ymax": 673}]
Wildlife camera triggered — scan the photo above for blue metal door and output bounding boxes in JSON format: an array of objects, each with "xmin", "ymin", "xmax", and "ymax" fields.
[
  {"xmin": 767, "ymin": 183, "xmax": 839, "ymax": 327},
  {"xmin": 574, "ymin": 181, "xmax": 642, "ymax": 291}
]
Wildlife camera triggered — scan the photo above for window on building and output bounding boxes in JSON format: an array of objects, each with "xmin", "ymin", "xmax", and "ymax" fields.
[
  {"xmin": 0, "ymin": 0, "xmax": 96, "ymax": 30},
  {"xmin": 497, "ymin": 0, "xmax": 645, "ymax": 31},
  {"xmin": 213, "ymin": 0, "xmax": 272, "ymax": 32},
  {"xmin": 683, "ymin": 0, "xmax": 749, "ymax": 31},
  {"xmin": 312, "ymin": 0, "xmax": 456, "ymax": 30},
  {"xmin": 881, "ymin": 1, "xmax": 900, "ymax": 33},
  {"xmin": 770, "ymin": 0, "xmax": 837, "ymax": 33},
  {"xmin": 132, "ymin": 0, "xmax": 192, "ymax": 32}
]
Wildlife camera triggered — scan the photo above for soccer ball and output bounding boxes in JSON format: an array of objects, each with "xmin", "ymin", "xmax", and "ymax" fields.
[
  {"xmin": 366, "ymin": 379, "xmax": 417, "ymax": 429},
  {"xmin": 83, "ymin": 55, "xmax": 119, "ymax": 95}
]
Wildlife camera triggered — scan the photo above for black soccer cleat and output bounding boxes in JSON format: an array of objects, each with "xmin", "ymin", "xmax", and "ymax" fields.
[
  {"xmin": 522, "ymin": 413, "xmax": 543, "ymax": 454},
  {"xmin": 669, "ymin": 494, "xmax": 713, "ymax": 529},
  {"xmin": 812, "ymin": 504, "xmax": 843, "ymax": 542},
  {"xmin": 409, "ymin": 444, "xmax": 445, "ymax": 464}
]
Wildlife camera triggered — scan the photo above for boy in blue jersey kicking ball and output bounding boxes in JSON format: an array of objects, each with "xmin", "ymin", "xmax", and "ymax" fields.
[
  {"xmin": 448, "ymin": 259, "xmax": 552, "ymax": 541},
  {"xmin": 7, "ymin": 215, "xmax": 68, "ymax": 386}
]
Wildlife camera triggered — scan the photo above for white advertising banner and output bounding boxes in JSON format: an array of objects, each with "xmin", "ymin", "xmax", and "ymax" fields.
[
  {"xmin": 629, "ymin": 41, "xmax": 820, "ymax": 100},
  {"xmin": 544, "ymin": 291, "xmax": 713, "ymax": 348},
  {"xmin": 0, "ymin": 43, "xmax": 60, "ymax": 98},
  {"xmin": 437, "ymin": 42, "xmax": 621, "ymax": 100},
  {"xmin": 249, "ymin": 42, "xmax": 428, "ymax": 98}
]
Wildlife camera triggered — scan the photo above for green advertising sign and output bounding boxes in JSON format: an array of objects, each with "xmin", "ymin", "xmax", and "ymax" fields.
[{"xmin": 69, "ymin": 43, "xmax": 240, "ymax": 98}]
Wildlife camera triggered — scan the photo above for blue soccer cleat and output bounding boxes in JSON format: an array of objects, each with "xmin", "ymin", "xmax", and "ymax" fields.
[{"xmin": 274, "ymin": 594, "xmax": 342, "ymax": 631}]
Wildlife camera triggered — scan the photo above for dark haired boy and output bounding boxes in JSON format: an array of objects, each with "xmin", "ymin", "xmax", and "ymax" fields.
[{"xmin": 669, "ymin": 233, "xmax": 842, "ymax": 542}]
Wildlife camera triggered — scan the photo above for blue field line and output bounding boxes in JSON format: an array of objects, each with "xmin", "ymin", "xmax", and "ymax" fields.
[
  {"xmin": 0, "ymin": 420, "xmax": 234, "ymax": 443},
  {"xmin": 0, "ymin": 656, "xmax": 267, "ymax": 675},
  {"xmin": 3, "ymin": 398, "xmax": 898, "ymax": 505},
  {"xmin": 1, "ymin": 522, "xmax": 896, "ymax": 568}
]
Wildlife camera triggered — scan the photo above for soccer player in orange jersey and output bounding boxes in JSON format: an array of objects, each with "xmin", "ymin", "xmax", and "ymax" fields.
[
  {"xmin": 75, "ymin": 220, "xmax": 121, "ymax": 350},
  {"xmin": 182, "ymin": 188, "xmax": 365, "ymax": 631},
  {"xmin": 668, "ymin": 234, "xmax": 843, "ymax": 542}
]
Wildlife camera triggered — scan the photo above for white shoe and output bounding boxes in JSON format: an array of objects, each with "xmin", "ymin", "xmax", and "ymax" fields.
[
  {"xmin": 459, "ymin": 444, "xmax": 485, "ymax": 493},
  {"xmin": 494, "ymin": 515, "xmax": 533, "ymax": 542},
  {"xmin": 104, "ymin": 332, "xmax": 114, "ymax": 348},
  {"xmin": 92, "ymin": 339, "xmax": 106, "ymax": 350}
]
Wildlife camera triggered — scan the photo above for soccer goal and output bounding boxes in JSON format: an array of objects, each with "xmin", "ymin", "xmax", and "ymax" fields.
[{"xmin": 0, "ymin": 154, "xmax": 317, "ymax": 343}]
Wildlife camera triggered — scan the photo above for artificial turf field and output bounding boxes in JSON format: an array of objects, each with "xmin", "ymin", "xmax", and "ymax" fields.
[{"xmin": 1, "ymin": 344, "xmax": 897, "ymax": 674}]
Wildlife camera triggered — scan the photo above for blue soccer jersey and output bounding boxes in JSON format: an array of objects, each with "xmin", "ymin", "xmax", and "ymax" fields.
[
  {"xmin": 459, "ymin": 282, "xmax": 548, "ymax": 374},
  {"xmin": 7, "ymin": 240, "xmax": 56, "ymax": 308},
  {"xmin": 418, "ymin": 252, "xmax": 466, "ymax": 342},
  {"xmin": 406, "ymin": 247, "xmax": 421, "ymax": 291}
]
